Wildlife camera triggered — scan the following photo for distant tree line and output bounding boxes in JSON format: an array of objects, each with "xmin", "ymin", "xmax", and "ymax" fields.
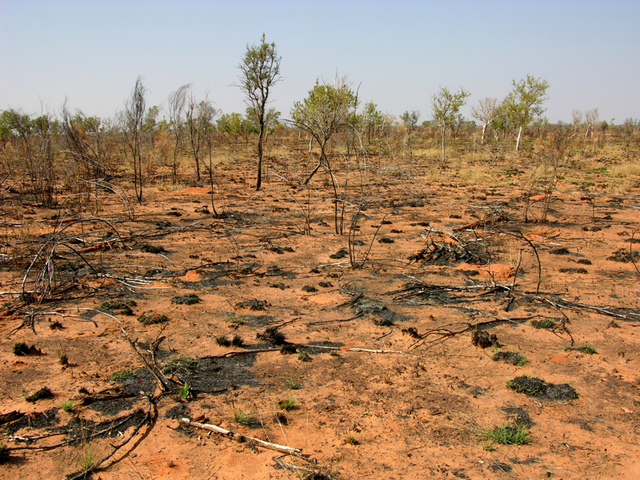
[{"xmin": 1, "ymin": 35, "xmax": 638, "ymax": 207}]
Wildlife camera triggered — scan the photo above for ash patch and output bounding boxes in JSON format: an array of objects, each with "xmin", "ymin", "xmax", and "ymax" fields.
[
  {"xmin": 61, "ymin": 410, "xmax": 147, "ymax": 439},
  {"xmin": 238, "ymin": 314, "xmax": 276, "ymax": 326},
  {"xmin": 507, "ymin": 376, "xmax": 579, "ymax": 401},
  {"xmin": 2, "ymin": 408, "xmax": 59, "ymax": 435},
  {"xmin": 176, "ymin": 357, "xmax": 258, "ymax": 393},
  {"xmin": 164, "ymin": 404, "xmax": 191, "ymax": 420},
  {"xmin": 89, "ymin": 398, "xmax": 134, "ymax": 415},
  {"xmin": 352, "ymin": 296, "xmax": 412, "ymax": 323}
]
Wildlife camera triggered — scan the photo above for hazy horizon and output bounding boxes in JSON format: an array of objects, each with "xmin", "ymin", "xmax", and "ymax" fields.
[{"xmin": 1, "ymin": 0, "xmax": 638, "ymax": 125}]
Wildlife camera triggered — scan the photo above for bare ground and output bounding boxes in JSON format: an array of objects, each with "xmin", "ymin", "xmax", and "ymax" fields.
[{"xmin": 1, "ymin": 157, "xmax": 640, "ymax": 479}]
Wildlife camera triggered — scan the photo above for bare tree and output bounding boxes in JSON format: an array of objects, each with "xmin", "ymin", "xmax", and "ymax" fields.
[
  {"xmin": 168, "ymin": 84, "xmax": 191, "ymax": 183},
  {"xmin": 238, "ymin": 33, "xmax": 282, "ymax": 190},
  {"xmin": 584, "ymin": 108, "xmax": 599, "ymax": 138},
  {"xmin": 471, "ymin": 97, "xmax": 497, "ymax": 145},
  {"xmin": 571, "ymin": 110, "xmax": 583, "ymax": 135},
  {"xmin": 123, "ymin": 76, "xmax": 146, "ymax": 202},
  {"xmin": 185, "ymin": 93, "xmax": 217, "ymax": 182}
]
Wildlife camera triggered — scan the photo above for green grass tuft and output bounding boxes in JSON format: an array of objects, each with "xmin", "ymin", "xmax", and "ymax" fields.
[
  {"xmin": 480, "ymin": 423, "xmax": 531, "ymax": 446},
  {"xmin": 565, "ymin": 343, "xmax": 597, "ymax": 355},
  {"xmin": 278, "ymin": 395, "xmax": 296, "ymax": 411}
]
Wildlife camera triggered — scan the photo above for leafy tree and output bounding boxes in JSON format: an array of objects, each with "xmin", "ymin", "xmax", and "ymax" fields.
[
  {"xmin": 501, "ymin": 75, "xmax": 549, "ymax": 151},
  {"xmin": 1, "ymin": 108, "xmax": 56, "ymax": 206},
  {"xmin": 217, "ymin": 113, "xmax": 245, "ymax": 142},
  {"xmin": 471, "ymin": 97, "xmax": 497, "ymax": 144},
  {"xmin": 362, "ymin": 101, "xmax": 383, "ymax": 144},
  {"xmin": 400, "ymin": 110, "xmax": 420, "ymax": 158},
  {"xmin": 291, "ymin": 75, "xmax": 358, "ymax": 234},
  {"xmin": 431, "ymin": 87, "xmax": 470, "ymax": 161},
  {"xmin": 291, "ymin": 76, "xmax": 358, "ymax": 180},
  {"xmin": 237, "ymin": 33, "xmax": 282, "ymax": 190}
]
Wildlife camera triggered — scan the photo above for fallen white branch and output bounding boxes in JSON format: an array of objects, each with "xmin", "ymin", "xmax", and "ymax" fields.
[{"xmin": 180, "ymin": 418, "xmax": 304, "ymax": 456}]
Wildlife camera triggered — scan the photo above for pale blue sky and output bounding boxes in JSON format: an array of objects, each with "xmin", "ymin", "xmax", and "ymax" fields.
[{"xmin": 1, "ymin": 0, "xmax": 638, "ymax": 124}]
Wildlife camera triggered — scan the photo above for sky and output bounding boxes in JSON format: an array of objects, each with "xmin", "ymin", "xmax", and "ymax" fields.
[{"xmin": 1, "ymin": 0, "xmax": 639, "ymax": 124}]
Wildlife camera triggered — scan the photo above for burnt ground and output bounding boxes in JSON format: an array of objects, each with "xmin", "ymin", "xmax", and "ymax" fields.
[{"xmin": 1, "ymin": 154, "xmax": 640, "ymax": 479}]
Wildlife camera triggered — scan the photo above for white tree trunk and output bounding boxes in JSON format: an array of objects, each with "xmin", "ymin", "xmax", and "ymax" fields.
[{"xmin": 515, "ymin": 125, "xmax": 523, "ymax": 151}]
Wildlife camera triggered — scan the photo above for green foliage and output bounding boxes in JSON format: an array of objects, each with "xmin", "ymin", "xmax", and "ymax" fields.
[
  {"xmin": 137, "ymin": 313, "xmax": 170, "ymax": 325},
  {"xmin": 162, "ymin": 356, "xmax": 197, "ymax": 375},
  {"xmin": 98, "ymin": 299, "xmax": 136, "ymax": 315},
  {"xmin": 566, "ymin": 344, "xmax": 598, "ymax": 355},
  {"xmin": 61, "ymin": 400, "xmax": 75, "ymax": 412},
  {"xmin": 531, "ymin": 319, "xmax": 556, "ymax": 329},
  {"xmin": 296, "ymin": 351, "xmax": 310, "ymax": 362},
  {"xmin": 499, "ymin": 74, "xmax": 550, "ymax": 150},
  {"xmin": 291, "ymin": 76, "xmax": 358, "ymax": 151},
  {"xmin": 480, "ymin": 423, "xmax": 531, "ymax": 446},
  {"xmin": 78, "ymin": 447, "xmax": 95, "ymax": 472},
  {"xmin": 237, "ymin": 33, "xmax": 282, "ymax": 190},
  {"xmin": 24, "ymin": 386, "xmax": 54, "ymax": 403},
  {"xmin": 179, "ymin": 382, "xmax": 191, "ymax": 400},
  {"xmin": 110, "ymin": 368, "xmax": 138, "ymax": 382},
  {"xmin": 285, "ymin": 375, "xmax": 301, "ymax": 390},
  {"xmin": 278, "ymin": 395, "xmax": 296, "ymax": 411},
  {"xmin": 226, "ymin": 312, "xmax": 244, "ymax": 324},
  {"xmin": 233, "ymin": 408, "xmax": 255, "ymax": 427},
  {"xmin": 431, "ymin": 86, "xmax": 470, "ymax": 161},
  {"xmin": 171, "ymin": 294, "xmax": 201, "ymax": 305},
  {"xmin": 492, "ymin": 351, "xmax": 527, "ymax": 366},
  {"xmin": 344, "ymin": 435, "xmax": 359, "ymax": 445}
]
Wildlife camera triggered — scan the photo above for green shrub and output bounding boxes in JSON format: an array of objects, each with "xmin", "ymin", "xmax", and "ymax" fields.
[{"xmin": 480, "ymin": 423, "xmax": 531, "ymax": 446}]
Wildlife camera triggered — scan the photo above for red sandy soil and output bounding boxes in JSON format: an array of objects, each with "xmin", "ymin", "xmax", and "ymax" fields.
[{"xmin": 1, "ymin": 163, "xmax": 640, "ymax": 479}]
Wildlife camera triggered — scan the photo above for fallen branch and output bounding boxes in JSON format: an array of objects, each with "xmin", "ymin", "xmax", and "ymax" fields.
[
  {"xmin": 299, "ymin": 344, "xmax": 411, "ymax": 355},
  {"xmin": 181, "ymin": 417, "xmax": 304, "ymax": 457},
  {"xmin": 201, "ymin": 348, "xmax": 281, "ymax": 359}
]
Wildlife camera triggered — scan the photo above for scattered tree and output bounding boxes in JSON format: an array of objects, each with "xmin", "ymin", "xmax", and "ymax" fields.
[
  {"xmin": 167, "ymin": 84, "xmax": 191, "ymax": 183},
  {"xmin": 431, "ymin": 87, "xmax": 470, "ymax": 161},
  {"xmin": 362, "ymin": 101, "xmax": 383, "ymax": 144},
  {"xmin": 237, "ymin": 33, "xmax": 282, "ymax": 190},
  {"xmin": 571, "ymin": 110, "xmax": 583, "ymax": 135},
  {"xmin": 582, "ymin": 108, "xmax": 599, "ymax": 139},
  {"xmin": 400, "ymin": 110, "xmax": 420, "ymax": 157},
  {"xmin": 185, "ymin": 93, "xmax": 217, "ymax": 182},
  {"xmin": 291, "ymin": 75, "xmax": 358, "ymax": 234},
  {"xmin": 123, "ymin": 76, "xmax": 147, "ymax": 202},
  {"xmin": 471, "ymin": 97, "xmax": 497, "ymax": 145},
  {"xmin": 501, "ymin": 75, "xmax": 549, "ymax": 151}
]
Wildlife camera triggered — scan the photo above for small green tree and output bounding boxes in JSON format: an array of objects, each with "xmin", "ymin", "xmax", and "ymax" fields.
[
  {"xmin": 237, "ymin": 33, "xmax": 282, "ymax": 191},
  {"xmin": 400, "ymin": 110, "xmax": 420, "ymax": 158},
  {"xmin": 362, "ymin": 101, "xmax": 383, "ymax": 144},
  {"xmin": 291, "ymin": 75, "xmax": 358, "ymax": 234},
  {"xmin": 501, "ymin": 75, "xmax": 549, "ymax": 151},
  {"xmin": 431, "ymin": 87, "xmax": 470, "ymax": 161}
]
